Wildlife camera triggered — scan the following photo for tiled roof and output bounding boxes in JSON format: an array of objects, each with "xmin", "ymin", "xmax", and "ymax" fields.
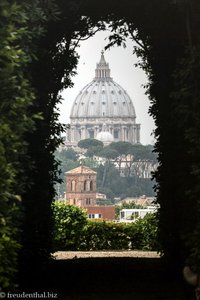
[{"xmin": 65, "ymin": 165, "xmax": 96, "ymax": 175}]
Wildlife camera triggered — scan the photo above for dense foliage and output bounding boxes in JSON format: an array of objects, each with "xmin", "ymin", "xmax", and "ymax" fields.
[
  {"xmin": 52, "ymin": 201, "xmax": 87, "ymax": 250},
  {"xmin": 53, "ymin": 202, "xmax": 158, "ymax": 251},
  {"xmin": 0, "ymin": 1, "xmax": 36, "ymax": 289}
]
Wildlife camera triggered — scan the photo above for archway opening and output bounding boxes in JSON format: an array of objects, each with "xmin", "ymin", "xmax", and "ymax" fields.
[
  {"xmin": 54, "ymin": 29, "xmax": 159, "ymax": 253},
  {"xmin": 17, "ymin": 3, "xmax": 200, "ymax": 296}
]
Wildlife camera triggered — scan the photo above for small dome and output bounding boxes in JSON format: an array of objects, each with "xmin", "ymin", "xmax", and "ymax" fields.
[{"xmin": 96, "ymin": 131, "xmax": 114, "ymax": 144}]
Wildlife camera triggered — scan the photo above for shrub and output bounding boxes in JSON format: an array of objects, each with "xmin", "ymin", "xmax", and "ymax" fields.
[
  {"xmin": 127, "ymin": 213, "xmax": 159, "ymax": 251},
  {"xmin": 52, "ymin": 202, "xmax": 87, "ymax": 251},
  {"xmin": 80, "ymin": 221, "xmax": 129, "ymax": 250},
  {"xmin": 52, "ymin": 202, "xmax": 159, "ymax": 252}
]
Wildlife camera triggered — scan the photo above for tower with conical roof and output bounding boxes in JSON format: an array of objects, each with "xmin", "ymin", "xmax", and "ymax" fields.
[{"xmin": 68, "ymin": 52, "xmax": 140, "ymax": 145}]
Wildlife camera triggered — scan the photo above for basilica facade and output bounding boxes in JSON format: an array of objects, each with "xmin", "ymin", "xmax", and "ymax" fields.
[{"xmin": 68, "ymin": 52, "xmax": 140, "ymax": 145}]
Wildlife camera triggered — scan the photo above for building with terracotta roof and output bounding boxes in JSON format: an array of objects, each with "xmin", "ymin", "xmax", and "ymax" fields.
[
  {"xmin": 65, "ymin": 165, "xmax": 97, "ymax": 207},
  {"xmin": 65, "ymin": 165, "xmax": 115, "ymax": 220}
]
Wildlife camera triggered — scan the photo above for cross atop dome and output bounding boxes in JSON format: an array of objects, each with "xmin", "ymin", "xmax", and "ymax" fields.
[
  {"xmin": 100, "ymin": 50, "xmax": 106, "ymax": 64},
  {"xmin": 95, "ymin": 51, "xmax": 111, "ymax": 79}
]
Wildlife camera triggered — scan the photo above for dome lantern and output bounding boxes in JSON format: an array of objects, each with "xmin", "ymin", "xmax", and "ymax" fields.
[{"xmin": 95, "ymin": 51, "xmax": 111, "ymax": 79}]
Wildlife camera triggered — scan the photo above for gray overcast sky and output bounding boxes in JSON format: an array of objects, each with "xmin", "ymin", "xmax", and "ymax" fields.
[{"xmin": 59, "ymin": 30, "xmax": 155, "ymax": 145}]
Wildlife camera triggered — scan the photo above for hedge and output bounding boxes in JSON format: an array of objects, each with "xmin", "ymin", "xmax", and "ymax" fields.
[{"xmin": 53, "ymin": 202, "xmax": 159, "ymax": 251}]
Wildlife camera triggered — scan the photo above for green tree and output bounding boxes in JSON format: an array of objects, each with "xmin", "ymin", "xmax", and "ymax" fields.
[
  {"xmin": 127, "ymin": 213, "xmax": 159, "ymax": 251},
  {"xmin": 109, "ymin": 141, "xmax": 133, "ymax": 155},
  {"xmin": 57, "ymin": 148, "xmax": 78, "ymax": 161},
  {"xmin": 78, "ymin": 138, "xmax": 103, "ymax": 150},
  {"xmin": 130, "ymin": 144, "xmax": 157, "ymax": 162},
  {"xmin": 0, "ymin": 0, "xmax": 36, "ymax": 289},
  {"xmin": 98, "ymin": 147, "xmax": 119, "ymax": 187},
  {"xmin": 98, "ymin": 146, "xmax": 119, "ymax": 160},
  {"xmin": 52, "ymin": 202, "xmax": 87, "ymax": 251},
  {"xmin": 78, "ymin": 139, "xmax": 104, "ymax": 158}
]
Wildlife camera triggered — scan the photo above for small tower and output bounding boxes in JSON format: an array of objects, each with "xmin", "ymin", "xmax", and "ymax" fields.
[{"xmin": 65, "ymin": 165, "xmax": 96, "ymax": 207}]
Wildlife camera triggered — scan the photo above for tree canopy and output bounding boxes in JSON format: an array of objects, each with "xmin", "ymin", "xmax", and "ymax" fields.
[{"xmin": 78, "ymin": 138, "xmax": 104, "ymax": 150}]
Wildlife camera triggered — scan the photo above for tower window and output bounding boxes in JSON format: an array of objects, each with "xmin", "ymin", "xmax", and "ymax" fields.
[
  {"xmin": 84, "ymin": 180, "xmax": 91, "ymax": 191},
  {"xmin": 90, "ymin": 181, "xmax": 93, "ymax": 191},
  {"xmin": 71, "ymin": 180, "xmax": 76, "ymax": 192},
  {"xmin": 84, "ymin": 180, "xmax": 87, "ymax": 191},
  {"xmin": 86, "ymin": 198, "xmax": 91, "ymax": 205}
]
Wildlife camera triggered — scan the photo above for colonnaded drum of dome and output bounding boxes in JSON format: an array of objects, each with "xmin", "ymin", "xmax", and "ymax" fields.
[{"xmin": 67, "ymin": 51, "xmax": 140, "ymax": 146}]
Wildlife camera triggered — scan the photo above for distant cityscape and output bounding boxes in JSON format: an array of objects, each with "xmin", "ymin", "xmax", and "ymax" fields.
[{"xmin": 56, "ymin": 53, "xmax": 158, "ymax": 222}]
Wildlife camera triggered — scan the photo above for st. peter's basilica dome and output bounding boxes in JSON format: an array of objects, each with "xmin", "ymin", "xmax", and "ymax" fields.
[{"xmin": 68, "ymin": 52, "xmax": 140, "ymax": 145}]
